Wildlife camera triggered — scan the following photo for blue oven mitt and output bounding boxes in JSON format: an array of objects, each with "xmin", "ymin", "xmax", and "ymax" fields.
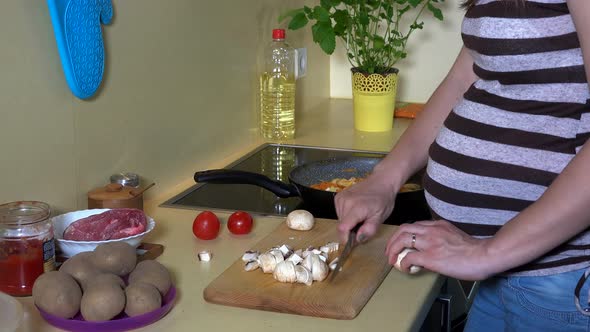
[{"xmin": 47, "ymin": 0, "xmax": 113, "ymax": 99}]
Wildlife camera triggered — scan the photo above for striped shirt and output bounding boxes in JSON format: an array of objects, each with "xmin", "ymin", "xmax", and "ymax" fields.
[{"xmin": 423, "ymin": 0, "xmax": 590, "ymax": 276}]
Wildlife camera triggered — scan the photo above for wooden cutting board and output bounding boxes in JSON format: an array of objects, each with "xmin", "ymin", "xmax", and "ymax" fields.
[{"xmin": 203, "ymin": 219, "xmax": 396, "ymax": 319}]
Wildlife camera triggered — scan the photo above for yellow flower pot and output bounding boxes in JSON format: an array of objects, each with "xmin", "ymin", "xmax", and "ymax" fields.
[{"xmin": 351, "ymin": 69, "xmax": 398, "ymax": 132}]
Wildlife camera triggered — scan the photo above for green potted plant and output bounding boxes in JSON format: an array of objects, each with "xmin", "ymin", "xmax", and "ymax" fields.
[{"xmin": 280, "ymin": 0, "xmax": 445, "ymax": 132}]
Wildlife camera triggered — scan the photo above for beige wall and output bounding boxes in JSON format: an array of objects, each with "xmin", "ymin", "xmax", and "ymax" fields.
[
  {"xmin": 330, "ymin": 2, "xmax": 465, "ymax": 102},
  {"xmin": 0, "ymin": 0, "xmax": 329, "ymax": 214}
]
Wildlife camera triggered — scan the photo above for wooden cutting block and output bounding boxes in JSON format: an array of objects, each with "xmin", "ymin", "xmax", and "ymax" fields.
[{"xmin": 203, "ymin": 219, "xmax": 396, "ymax": 319}]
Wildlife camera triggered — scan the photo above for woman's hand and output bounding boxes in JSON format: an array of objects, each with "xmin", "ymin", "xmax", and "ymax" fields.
[
  {"xmin": 335, "ymin": 175, "xmax": 397, "ymax": 244},
  {"xmin": 385, "ymin": 220, "xmax": 494, "ymax": 281}
]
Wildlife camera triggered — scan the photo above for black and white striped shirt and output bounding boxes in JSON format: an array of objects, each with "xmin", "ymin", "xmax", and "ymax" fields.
[{"xmin": 424, "ymin": 0, "xmax": 590, "ymax": 276}]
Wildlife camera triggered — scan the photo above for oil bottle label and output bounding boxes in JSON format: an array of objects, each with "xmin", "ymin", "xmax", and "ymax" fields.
[{"xmin": 43, "ymin": 238, "xmax": 55, "ymax": 272}]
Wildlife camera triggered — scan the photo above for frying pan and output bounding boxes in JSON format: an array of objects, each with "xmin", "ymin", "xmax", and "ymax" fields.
[{"xmin": 194, "ymin": 157, "xmax": 430, "ymax": 224}]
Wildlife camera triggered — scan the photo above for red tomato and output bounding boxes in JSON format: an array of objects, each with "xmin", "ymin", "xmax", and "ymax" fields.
[
  {"xmin": 192, "ymin": 211, "xmax": 220, "ymax": 240},
  {"xmin": 227, "ymin": 211, "xmax": 253, "ymax": 235}
]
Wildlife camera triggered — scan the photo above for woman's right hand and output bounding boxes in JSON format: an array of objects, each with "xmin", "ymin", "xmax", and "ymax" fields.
[{"xmin": 334, "ymin": 174, "xmax": 397, "ymax": 244}]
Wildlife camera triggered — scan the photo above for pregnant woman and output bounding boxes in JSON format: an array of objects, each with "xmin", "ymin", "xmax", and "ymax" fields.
[{"xmin": 335, "ymin": 0, "xmax": 590, "ymax": 331}]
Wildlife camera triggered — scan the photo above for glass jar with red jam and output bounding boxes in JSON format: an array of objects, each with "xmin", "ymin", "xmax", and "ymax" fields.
[{"xmin": 0, "ymin": 201, "xmax": 55, "ymax": 296}]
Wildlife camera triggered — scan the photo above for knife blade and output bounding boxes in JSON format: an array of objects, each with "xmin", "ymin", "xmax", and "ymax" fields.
[{"xmin": 330, "ymin": 222, "xmax": 363, "ymax": 282}]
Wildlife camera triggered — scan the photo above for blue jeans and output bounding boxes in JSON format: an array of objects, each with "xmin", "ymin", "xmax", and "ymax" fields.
[{"xmin": 464, "ymin": 268, "xmax": 590, "ymax": 331}]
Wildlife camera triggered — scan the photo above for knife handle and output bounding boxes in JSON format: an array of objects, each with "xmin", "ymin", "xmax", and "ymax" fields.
[{"xmin": 351, "ymin": 222, "xmax": 363, "ymax": 235}]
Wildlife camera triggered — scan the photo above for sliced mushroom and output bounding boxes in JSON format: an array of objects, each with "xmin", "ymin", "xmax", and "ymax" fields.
[
  {"xmin": 320, "ymin": 242, "xmax": 339, "ymax": 254},
  {"xmin": 302, "ymin": 254, "xmax": 329, "ymax": 281},
  {"xmin": 295, "ymin": 265, "xmax": 313, "ymax": 286},
  {"xmin": 244, "ymin": 260, "xmax": 260, "ymax": 271},
  {"xmin": 310, "ymin": 255, "xmax": 329, "ymax": 281},
  {"xmin": 247, "ymin": 242, "xmax": 337, "ymax": 284},
  {"xmin": 273, "ymin": 261, "xmax": 297, "ymax": 283},
  {"xmin": 286, "ymin": 252, "xmax": 303, "ymax": 265},
  {"xmin": 301, "ymin": 248, "xmax": 313, "ymax": 258},
  {"xmin": 301, "ymin": 254, "xmax": 313, "ymax": 272},
  {"xmin": 242, "ymin": 250, "xmax": 259, "ymax": 262},
  {"xmin": 258, "ymin": 252, "xmax": 278, "ymax": 273},
  {"xmin": 269, "ymin": 249, "xmax": 285, "ymax": 263},
  {"xmin": 278, "ymin": 244, "xmax": 293, "ymax": 258},
  {"xmin": 328, "ymin": 257, "xmax": 339, "ymax": 271},
  {"xmin": 198, "ymin": 251, "xmax": 212, "ymax": 261}
]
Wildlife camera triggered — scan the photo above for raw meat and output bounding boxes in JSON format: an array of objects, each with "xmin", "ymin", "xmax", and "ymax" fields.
[{"xmin": 63, "ymin": 209, "xmax": 147, "ymax": 241}]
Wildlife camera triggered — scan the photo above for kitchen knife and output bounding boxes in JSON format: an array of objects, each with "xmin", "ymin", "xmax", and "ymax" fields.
[{"xmin": 330, "ymin": 222, "xmax": 363, "ymax": 282}]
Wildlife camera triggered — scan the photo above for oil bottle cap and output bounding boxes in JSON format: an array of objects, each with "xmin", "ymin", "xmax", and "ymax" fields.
[{"xmin": 272, "ymin": 29, "xmax": 285, "ymax": 40}]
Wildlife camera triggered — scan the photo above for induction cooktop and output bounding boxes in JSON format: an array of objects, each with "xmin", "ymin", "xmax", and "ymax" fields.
[{"xmin": 161, "ymin": 143, "xmax": 430, "ymax": 224}]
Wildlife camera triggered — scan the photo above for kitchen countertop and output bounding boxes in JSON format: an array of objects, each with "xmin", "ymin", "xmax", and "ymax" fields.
[{"xmin": 15, "ymin": 99, "xmax": 445, "ymax": 332}]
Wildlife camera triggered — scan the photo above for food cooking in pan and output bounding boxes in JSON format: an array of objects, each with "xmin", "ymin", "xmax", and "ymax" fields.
[
  {"xmin": 310, "ymin": 177, "xmax": 364, "ymax": 192},
  {"xmin": 310, "ymin": 177, "xmax": 421, "ymax": 193}
]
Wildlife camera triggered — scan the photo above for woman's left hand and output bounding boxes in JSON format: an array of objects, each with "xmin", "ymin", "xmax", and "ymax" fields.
[{"xmin": 385, "ymin": 219, "xmax": 493, "ymax": 281}]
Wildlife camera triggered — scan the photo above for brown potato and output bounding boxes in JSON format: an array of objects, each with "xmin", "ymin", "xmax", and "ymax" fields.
[
  {"xmin": 124, "ymin": 282, "xmax": 162, "ymax": 317},
  {"xmin": 59, "ymin": 251, "xmax": 101, "ymax": 288},
  {"xmin": 32, "ymin": 271, "xmax": 82, "ymax": 319},
  {"xmin": 128, "ymin": 260, "xmax": 172, "ymax": 295},
  {"xmin": 92, "ymin": 242, "xmax": 137, "ymax": 276},
  {"xmin": 83, "ymin": 273, "xmax": 125, "ymax": 292},
  {"xmin": 80, "ymin": 282, "xmax": 125, "ymax": 322}
]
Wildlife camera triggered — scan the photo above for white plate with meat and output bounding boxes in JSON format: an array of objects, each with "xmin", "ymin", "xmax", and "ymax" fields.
[{"xmin": 52, "ymin": 208, "xmax": 156, "ymax": 257}]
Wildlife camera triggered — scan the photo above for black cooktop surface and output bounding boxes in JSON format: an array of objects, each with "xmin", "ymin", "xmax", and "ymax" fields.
[
  {"xmin": 161, "ymin": 143, "xmax": 430, "ymax": 224},
  {"xmin": 161, "ymin": 144, "xmax": 385, "ymax": 215}
]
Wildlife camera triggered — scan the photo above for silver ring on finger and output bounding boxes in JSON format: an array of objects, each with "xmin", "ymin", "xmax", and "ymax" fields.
[{"xmin": 411, "ymin": 233, "xmax": 417, "ymax": 249}]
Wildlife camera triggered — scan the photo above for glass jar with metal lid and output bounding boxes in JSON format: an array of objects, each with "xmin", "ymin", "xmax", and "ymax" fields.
[{"xmin": 0, "ymin": 201, "xmax": 55, "ymax": 296}]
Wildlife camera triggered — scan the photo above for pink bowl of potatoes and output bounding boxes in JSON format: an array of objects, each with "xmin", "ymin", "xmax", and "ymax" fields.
[{"xmin": 52, "ymin": 208, "xmax": 156, "ymax": 258}]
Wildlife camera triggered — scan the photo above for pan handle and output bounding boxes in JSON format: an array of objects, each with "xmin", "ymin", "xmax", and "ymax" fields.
[{"xmin": 194, "ymin": 169, "xmax": 299, "ymax": 198}]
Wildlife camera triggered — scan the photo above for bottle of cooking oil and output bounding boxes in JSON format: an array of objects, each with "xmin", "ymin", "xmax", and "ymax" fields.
[{"xmin": 259, "ymin": 29, "xmax": 296, "ymax": 140}]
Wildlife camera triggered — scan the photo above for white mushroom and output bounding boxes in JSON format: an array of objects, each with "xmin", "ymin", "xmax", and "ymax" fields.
[
  {"xmin": 242, "ymin": 250, "xmax": 259, "ymax": 262},
  {"xmin": 295, "ymin": 265, "xmax": 313, "ymax": 286},
  {"xmin": 302, "ymin": 254, "xmax": 329, "ymax": 281},
  {"xmin": 301, "ymin": 248, "xmax": 314, "ymax": 258},
  {"xmin": 286, "ymin": 210, "xmax": 315, "ymax": 231},
  {"xmin": 273, "ymin": 261, "xmax": 298, "ymax": 283},
  {"xmin": 311, "ymin": 255, "xmax": 329, "ymax": 281},
  {"xmin": 257, "ymin": 249, "xmax": 285, "ymax": 273},
  {"xmin": 269, "ymin": 249, "xmax": 285, "ymax": 263},
  {"xmin": 328, "ymin": 257, "xmax": 339, "ymax": 271},
  {"xmin": 286, "ymin": 252, "xmax": 303, "ymax": 265},
  {"xmin": 394, "ymin": 248, "xmax": 422, "ymax": 274},
  {"xmin": 198, "ymin": 250, "xmax": 212, "ymax": 261},
  {"xmin": 258, "ymin": 252, "xmax": 278, "ymax": 273},
  {"xmin": 278, "ymin": 244, "xmax": 293, "ymax": 258},
  {"xmin": 304, "ymin": 248, "xmax": 327, "ymax": 262},
  {"xmin": 246, "ymin": 243, "xmax": 334, "ymax": 285},
  {"xmin": 301, "ymin": 254, "xmax": 314, "ymax": 271},
  {"xmin": 320, "ymin": 242, "xmax": 339, "ymax": 254},
  {"xmin": 244, "ymin": 260, "xmax": 260, "ymax": 271}
]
